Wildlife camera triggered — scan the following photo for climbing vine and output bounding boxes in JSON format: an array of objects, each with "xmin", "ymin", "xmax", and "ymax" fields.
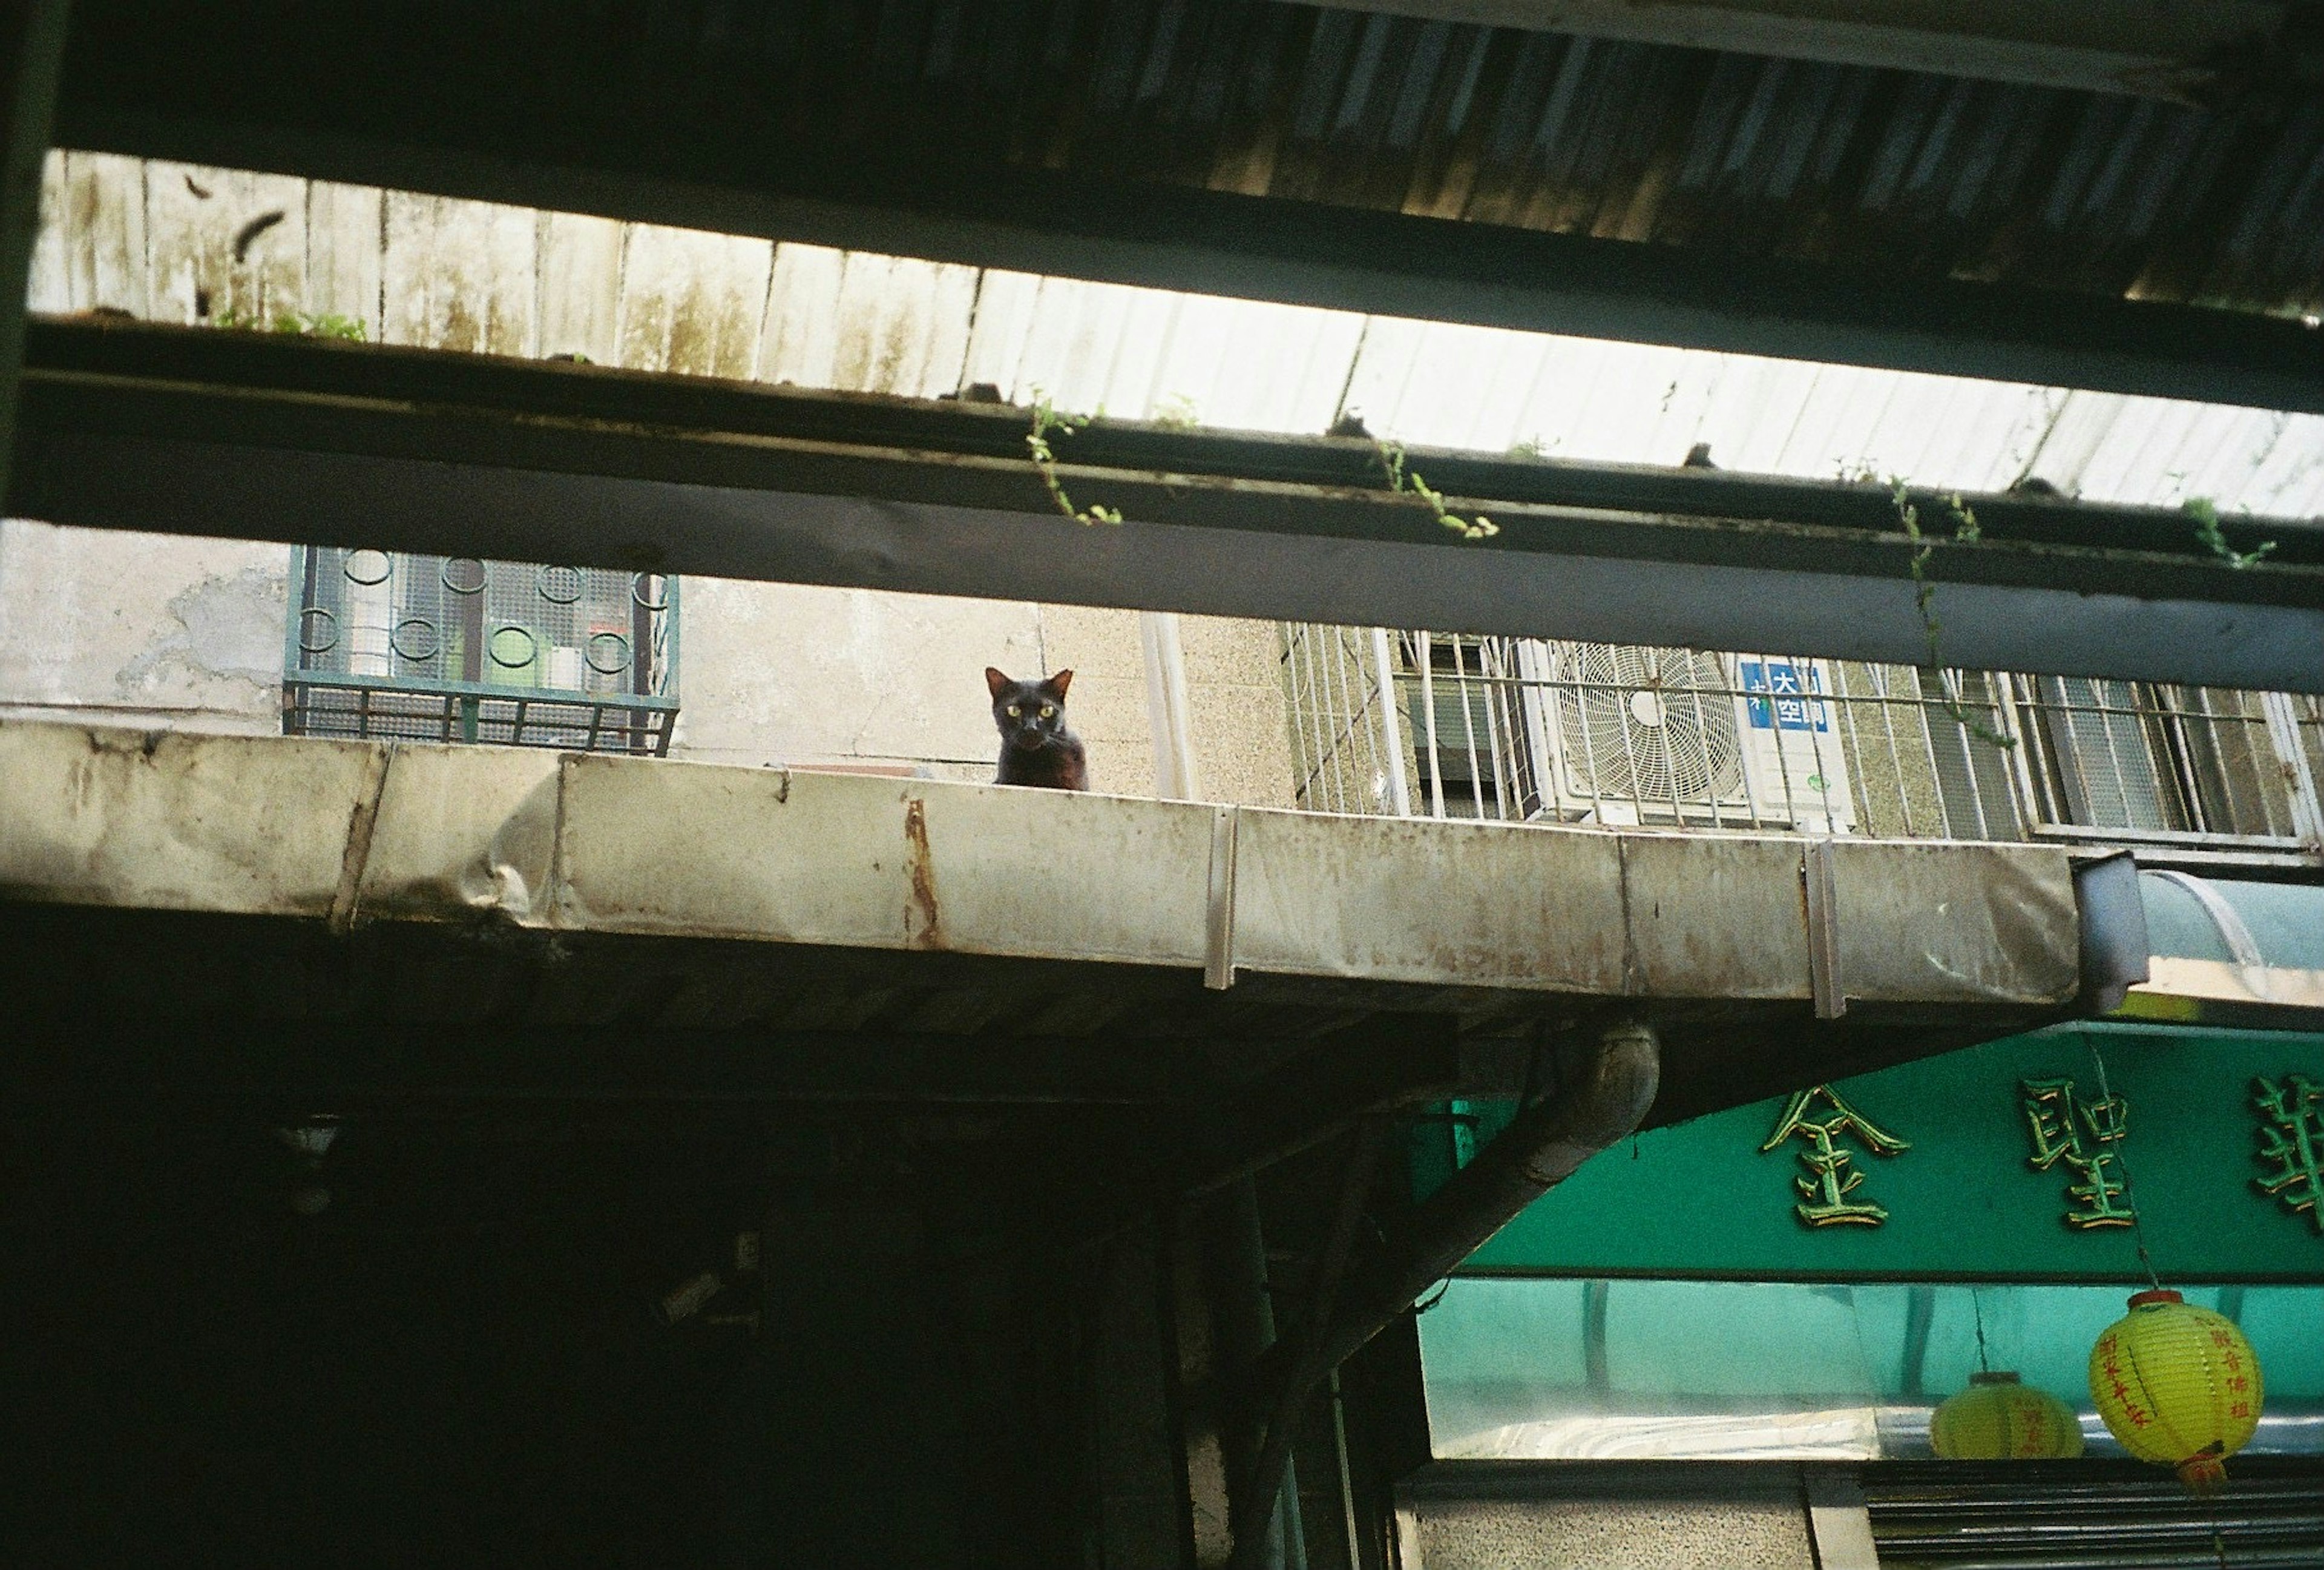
[
  {"xmin": 1373, "ymin": 439, "xmax": 1497, "ymax": 540},
  {"xmin": 1022, "ymin": 398, "xmax": 1499, "ymax": 542},
  {"xmin": 1025, "ymin": 394, "xmax": 1123, "ymax": 526},
  {"xmin": 1891, "ymin": 479, "xmax": 2015, "ymax": 750},
  {"xmin": 2184, "ymin": 496, "xmax": 2277, "ymax": 570}
]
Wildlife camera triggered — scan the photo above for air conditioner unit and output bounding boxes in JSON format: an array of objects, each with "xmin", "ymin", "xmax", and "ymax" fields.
[{"xmin": 1513, "ymin": 642, "xmax": 1856, "ymax": 832}]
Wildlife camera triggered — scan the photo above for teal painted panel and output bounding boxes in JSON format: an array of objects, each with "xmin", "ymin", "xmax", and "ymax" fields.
[
  {"xmin": 1417, "ymin": 1278, "xmax": 2324, "ymax": 1460},
  {"xmin": 1460, "ymin": 1025, "xmax": 2324, "ymax": 1282}
]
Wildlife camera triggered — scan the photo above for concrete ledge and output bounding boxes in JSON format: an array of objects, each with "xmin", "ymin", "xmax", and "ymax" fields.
[{"xmin": 0, "ymin": 721, "xmax": 2082, "ymax": 1011}]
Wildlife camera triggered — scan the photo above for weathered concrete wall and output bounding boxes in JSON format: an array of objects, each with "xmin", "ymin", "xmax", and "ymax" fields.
[
  {"xmin": 0, "ymin": 519, "xmax": 287, "ymax": 734},
  {"xmin": 16, "ymin": 149, "xmax": 1299, "ymax": 806},
  {"xmin": 1036, "ymin": 603, "xmax": 1154, "ymax": 797},
  {"xmin": 1180, "ymin": 613, "xmax": 1299, "ymax": 809},
  {"xmin": 677, "ymin": 587, "xmax": 1290, "ymax": 803},
  {"xmin": 671, "ymin": 580, "xmax": 1047, "ymax": 780},
  {"xmin": 0, "ymin": 520, "xmax": 1299, "ymax": 807},
  {"xmin": 1014, "ymin": 605, "xmax": 1295, "ymax": 806}
]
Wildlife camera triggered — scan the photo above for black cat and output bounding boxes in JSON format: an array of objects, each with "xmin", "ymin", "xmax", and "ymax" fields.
[{"xmin": 986, "ymin": 668, "xmax": 1088, "ymax": 791}]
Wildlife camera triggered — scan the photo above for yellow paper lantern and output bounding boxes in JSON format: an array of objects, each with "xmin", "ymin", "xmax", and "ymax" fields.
[
  {"xmin": 2088, "ymin": 1289, "xmax": 2264, "ymax": 1489},
  {"xmin": 1931, "ymin": 1371, "xmax": 2085, "ymax": 1460}
]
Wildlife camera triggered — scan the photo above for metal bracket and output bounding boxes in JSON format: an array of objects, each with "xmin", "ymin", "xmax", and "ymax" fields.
[
  {"xmin": 1805, "ymin": 839, "xmax": 1846, "ymax": 1020},
  {"xmin": 1205, "ymin": 806, "xmax": 1239, "ymax": 991}
]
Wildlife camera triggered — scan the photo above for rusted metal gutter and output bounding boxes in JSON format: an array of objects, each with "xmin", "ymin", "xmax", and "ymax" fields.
[
  {"xmin": 16, "ymin": 321, "xmax": 2322, "ymax": 692},
  {"xmin": 1227, "ymin": 1020, "xmax": 1663, "ymax": 1570}
]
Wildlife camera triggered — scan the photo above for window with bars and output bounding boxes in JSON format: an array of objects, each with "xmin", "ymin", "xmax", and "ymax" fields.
[
  {"xmin": 283, "ymin": 547, "xmax": 680, "ymax": 754},
  {"xmin": 2009, "ymin": 676, "xmax": 2320, "ymax": 847},
  {"xmin": 1281, "ymin": 626, "xmax": 2324, "ymax": 862}
]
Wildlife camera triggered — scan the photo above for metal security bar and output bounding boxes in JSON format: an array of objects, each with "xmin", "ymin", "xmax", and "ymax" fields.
[
  {"xmin": 1279, "ymin": 623, "xmax": 1410, "ymax": 818},
  {"xmin": 1861, "ymin": 1463, "xmax": 2324, "ymax": 1568},
  {"xmin": 1280, "ymin": 627, "xmax": 2324, "ymax": 864},
  {"xmin": 284, "ymin": 548, "xmax": 680, "ymax": 754}
]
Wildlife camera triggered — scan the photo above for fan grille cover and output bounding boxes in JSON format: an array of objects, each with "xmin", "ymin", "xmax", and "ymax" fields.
[{"xmin": 1552, "ymin": 645, "xmax": 1744, "ymax": 803}]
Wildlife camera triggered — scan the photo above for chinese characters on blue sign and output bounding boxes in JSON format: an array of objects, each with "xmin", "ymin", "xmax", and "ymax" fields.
[
  {"xmin": 2022, "ymin": 1077, "xmax": 2137, "ymax": 1229},
  {"xmin": 1760, "ymin": 1085, "xmax": 1910, "ymax": 1226},
  {"xmin": 2254, "ymin": 1074, "xmax": 2324, "ymax": 1233},
  {"xmin": 1747, "ymin": 1069, "xmax": 2324, "ymax": 1243},
  {"xmin": 1740, "ymin": 659, "xmax": 1830, "ymax": 732}
]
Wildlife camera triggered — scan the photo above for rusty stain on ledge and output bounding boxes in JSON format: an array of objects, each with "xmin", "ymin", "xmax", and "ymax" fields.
[{"xmin": 903, "ymin": 795, "xmax": 942, "ymax": 950}]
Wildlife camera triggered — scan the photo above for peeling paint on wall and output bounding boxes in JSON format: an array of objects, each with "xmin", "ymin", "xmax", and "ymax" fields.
[
  {"xmin": 116, "ymin": 565, "xmax": 287, "ymax": 696},
  {"xmin": 0, "ymin": 521, "xmax": 286, "ymax": 732}
]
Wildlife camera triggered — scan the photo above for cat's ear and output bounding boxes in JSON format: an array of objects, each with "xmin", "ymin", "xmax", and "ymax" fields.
[
  {"xmin": 985, "ymin": 666, "xmax": 1010, "ymax": 698},
  {"xmin": 1045, "ymin": 669, "xmax": 1074, "ymax": 699}
]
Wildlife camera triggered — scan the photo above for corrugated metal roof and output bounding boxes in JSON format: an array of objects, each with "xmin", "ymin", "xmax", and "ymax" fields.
[
  {"xmin": 71, "ymin": 0, "xmax": 2324, "ymax": 317},
  {"xmin": 892, "ymin": 4, "xmax": 2257, "ymax": 319},
  {"xmin": 31, "ymin": 151, "xmax": 2324, "ymax": 521}
]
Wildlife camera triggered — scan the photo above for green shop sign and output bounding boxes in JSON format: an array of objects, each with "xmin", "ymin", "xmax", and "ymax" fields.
[{"xmin": 1449, "ymin": 1025, "xmax": 2324, "ymax": 1283}]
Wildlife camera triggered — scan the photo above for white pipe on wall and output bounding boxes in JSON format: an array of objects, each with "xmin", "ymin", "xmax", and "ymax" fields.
[{"xmin": 1141, "ymin": 610, "xmax": 1201, "ymax": 801}]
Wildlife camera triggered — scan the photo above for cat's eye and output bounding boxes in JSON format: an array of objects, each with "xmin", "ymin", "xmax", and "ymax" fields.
[
  {"xmin": 1040, "ymin": 705, "xmax": 1055, "ymax": 718},
  {"xmin": 1006, "ymin": 705, "xmax": 1022, "ymax": 717}
]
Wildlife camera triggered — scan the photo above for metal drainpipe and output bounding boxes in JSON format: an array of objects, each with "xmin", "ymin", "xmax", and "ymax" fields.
[
  {"xmin": 1226, "ymin": 1020, "xmax": 1662, "ymax": 1570},
  {"xmin": 1368, "ymin": 627, "xmax": 1411, "ymax": 818},
  {"xmin": 1142, "ymin": 611, "xmax": 1202, "ymax": 801},
  {"xmin": 1209, "ymin": 1178, "xmax": 1308, "ymax": 1570}
]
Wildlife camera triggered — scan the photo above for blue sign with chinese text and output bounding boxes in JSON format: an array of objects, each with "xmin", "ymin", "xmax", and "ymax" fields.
[{"xmin": 1741, "ymin": 659, "xmax": 1828, "ymax": 732}]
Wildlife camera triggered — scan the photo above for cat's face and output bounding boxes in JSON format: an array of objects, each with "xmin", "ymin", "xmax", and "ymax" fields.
[{"xmin": 986, "ymin": 667, "xmax": 1073, "ymax": 752}]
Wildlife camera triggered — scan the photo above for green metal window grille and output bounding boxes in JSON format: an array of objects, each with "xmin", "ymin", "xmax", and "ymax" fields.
[{"xmin": 282, "ymin": 547, "xmax": 680, "ymax": 754}]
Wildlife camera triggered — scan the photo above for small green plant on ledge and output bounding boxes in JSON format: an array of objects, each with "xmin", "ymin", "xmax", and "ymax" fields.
[
  {"xmin": 1890, "ymin": 478, "xmax": 2015, "ymax": 750},
  {"xmin": 213, "ymin": 308, "xmax": 367, "ymax": 341},
  {"xmin": 2184, "ymin": 496, "xmax": 2277, "ymax": 570},
  {"xmin": 1374, "ymin": 438, "xmax": 1497, "ymax": 540},
  {"xmin": 1152, "ymin": 392, "xmax": 1202, "ymax": 431},
  {"xmin": 1025, "ymin": 393, "xmax": 1123, "ymax": 526}
]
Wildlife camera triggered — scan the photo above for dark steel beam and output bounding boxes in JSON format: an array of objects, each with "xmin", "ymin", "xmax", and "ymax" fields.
[
  {"xmin": 0, "ymin": 1019, "xmax": 1376, "ymax": 1107},
  {"xmin": 16, "ymin": 322, "xmax": 2322, "ymax": 686},
  {"xmin": 0, "ymin": 0, "xmax": 71, "ymax": 511},
  {"xmin": 42, "ymin": 19, "xmax": 2324, "ymax": 418},
  {"xmin": 15, "ymin": 322, "xmax": 2322, "ymax": 691},
  {"xmin": 26, "ymin": 319, "xmax": 2319, "ymax": 567}
]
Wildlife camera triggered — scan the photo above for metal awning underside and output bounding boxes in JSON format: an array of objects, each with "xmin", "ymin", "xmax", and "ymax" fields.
[
  {"xmin": 48, "ymin": 0, "xmax": 2324, "ymax": 409},
  {"xmin": 0, "ymin": 721, "xmax": 2095, "ymax": 1129},
  {"xmin": 2121, "ymin": 868, "xmax": 2324, "ymax": 1023}
]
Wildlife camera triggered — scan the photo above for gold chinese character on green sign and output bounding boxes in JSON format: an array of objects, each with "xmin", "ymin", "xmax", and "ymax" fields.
[
  {"xmin": 2021, "ymin": 1077, "xmax": 2135, "ymax": 1229},
  {"xmin": 2253, "ymin": 1074, "xmax": 2324, "ymax": 1234},
  {"xmin": 1759, "ymin": 1085, "xmax": 1911, "ymax": 1227}
]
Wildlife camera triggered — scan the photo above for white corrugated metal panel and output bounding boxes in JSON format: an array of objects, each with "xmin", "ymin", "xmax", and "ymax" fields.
[
  {"xmin": 0, "ymin": 723, "xmax": 375, "ymax": 918},
  {"xmin": 31, "ymin": 151, "xmax": 2324, "ymax": 523},
  {"xmin": 1227, "ymin": 808, "xmax": 1630, "ymax": 993},
  {"xmin": 353, "ymin": 743, "xmax": 563, "ymax": 924},
  {"xmin": 551, "ymin": 753, "xmax": 1223, "ymax": 967},
  {"xmin": 0, "ymin": 720, "xmax": 2081, "ymax": 1008}
]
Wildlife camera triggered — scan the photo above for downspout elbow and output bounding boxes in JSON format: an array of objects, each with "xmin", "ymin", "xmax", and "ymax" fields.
[
  {"xmin": 1515, "ymin": 1020, "xmax": 1663, "ymax": 1187},
  {"xmin": 1224, "ymin": 1022, "xmax": 1661, "ymax": 1570},
  {"xmin": 1313, "ymin": 1019, "xmax": 1661, "ymax": 1379}
]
